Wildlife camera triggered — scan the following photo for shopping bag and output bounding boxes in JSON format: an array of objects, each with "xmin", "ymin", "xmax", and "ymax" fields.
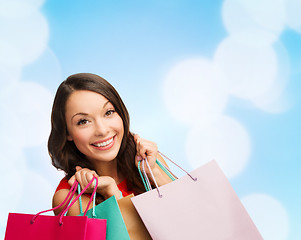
[
  {"xmin": 131, "ymin": 156, "xmax": 263, "ymax": 240},
  {"xmin": 118, "ymin": 194, "xmax": 152, "ymax": 240},
  {"xmin": 5, "ymin": 177, "xmax": 106, "ymax": 240},
  {"xmin": 78, "ymin": 190, "xmax": 130, "ymax": 240}
]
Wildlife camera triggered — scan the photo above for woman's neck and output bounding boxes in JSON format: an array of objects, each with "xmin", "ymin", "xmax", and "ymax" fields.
[{"xmin": 94, "ymin": 159, "xmax": 124, "ymax": 184}]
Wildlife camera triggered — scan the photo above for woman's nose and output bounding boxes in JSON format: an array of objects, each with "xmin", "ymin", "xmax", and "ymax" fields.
[{"xmin": 94, "ymin": 119, "xmax": 108, "ymax": 136}]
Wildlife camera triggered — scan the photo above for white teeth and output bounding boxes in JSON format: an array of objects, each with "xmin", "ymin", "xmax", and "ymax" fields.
[{"xmin": 93, "ymin": 137, "xmax": 113, "ymax": 147}]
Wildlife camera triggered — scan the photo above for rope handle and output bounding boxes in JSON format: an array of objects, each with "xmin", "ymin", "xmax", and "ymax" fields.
[
  {"xmin": 138, "ymin": 161, "xmax": 151, "ymax": 191},
  {"xmin": 158, "ymin": 151, "xmax": 197, "ymax": 181},
  {"xmin": 60, "ymin": 177, "xmax": 98, "ymax": 222},
  {"xmin": 77, "ymin": 181, "xmax": 123, "ymax": 216},
  {"xmin": 31, "ymin": 177, "xmax": 98, "ymax": 225},
  {"xmin": 30, "ymin": 180, "xmax": 78, "ymax": 224},
  {"xmin": 156, "ymin": 159, "xmax": 177, "ymax": 181},
  {"xmin": 137, "ymin": 151, "xmax": 197, "ymax": 198},
  {"xmin": 64, "ymin": 179, "xmax": 97, "ymax": 217},
  {"xmin": 140, "ymin": 158, "xmax": 163, "ymax": 198}
]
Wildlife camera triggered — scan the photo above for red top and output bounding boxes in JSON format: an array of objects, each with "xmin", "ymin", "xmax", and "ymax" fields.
[{"xmin": 55, "ymin": 177, "xmax": 136, "ymax": 197}]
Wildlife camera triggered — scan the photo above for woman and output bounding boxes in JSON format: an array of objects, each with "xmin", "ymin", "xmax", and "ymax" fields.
[{"xmin": 49, "ymin": 73, "xmax": 171, "ymax": 215}]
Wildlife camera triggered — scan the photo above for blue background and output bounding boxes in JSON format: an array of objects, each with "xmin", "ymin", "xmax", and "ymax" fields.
[{"xmin": 0, "ymin": 1, "xmax": 300, "ymax": 239}]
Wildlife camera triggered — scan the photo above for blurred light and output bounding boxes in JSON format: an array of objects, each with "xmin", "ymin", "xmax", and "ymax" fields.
[
  {"xmin": 186, "ymin": 115, "xmax": 251, "ymax": 178},
  {"xmin": 0, "ymin": 0, "xmax": 45, "ymax": 18},
  {"xmin": 163, "ymin": 58, "xmax": 228, "ymax": 126},
  {"xmin": 0, "ymin": 12, "xmax": 49, "ymax": 65},
  {"xmin": 242, "ymin": 193, "xmax": 290, "ymax": 240},
  {"xmin": 0, "ymin": 81, "xmax": 53, "ymax": 147},
  {"xmin": 214, "ymin": 36, "xmax": 278, "ymax": 102},
  {"xmin": 285, "ymin": 0, "xmax": 301, "ymax": 33},
  {"xmin": 222, "ymin": 0, "xmax": 285, "ymax": 39},
  {"xmin": 0, "ymin": 40, "xmax": 22, "ymax": 84}
]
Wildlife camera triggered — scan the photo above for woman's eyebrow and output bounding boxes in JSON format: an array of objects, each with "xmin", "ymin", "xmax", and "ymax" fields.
[
  {"xmin": 103, "ymin": 100, "xmax": 110, "ymax": 108},
  {"xmin": 71, "ymin": 101, "xmax": 111, "ymax": 120},
  {"xmin": 71, "ymin": 112, "xmax": 88, "ymax": 120}
]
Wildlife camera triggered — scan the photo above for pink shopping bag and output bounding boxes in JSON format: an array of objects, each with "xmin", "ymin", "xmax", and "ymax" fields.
[
  {"xmin": 5, "ymin": 177, "xmax": 106, "ymax": 240},
  {"xmin": 131, "ymin": 157, "xmax": 263, "ymax": 240}
]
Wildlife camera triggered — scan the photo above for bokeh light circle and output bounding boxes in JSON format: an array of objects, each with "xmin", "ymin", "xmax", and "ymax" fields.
[
  {"xmin": 0, "ymin": 12, "xmax": 49, "ymax": 65},
  {"xmin": 163, "ymin": 58, "xmax": 228, "ymax": 126},
  {"xmin": 214, "ymin": 36, "xmax": 277, "ymax": 101},
  {"xmin": 285, "ymin": 0, "xmax": 301, "ymax": 33},
  {"xmin": 241, "ymin": 193, "xmax": 290, "ymax": 240},
  {"xmin": 186, "ymin": 115, "xmax": 251, "ymax": 178},
  {"xmin": 0, "ymin": 40, "xmax": 22, "ymax": 85},
  {"xmin": 0, "ymin": 0, "xmax": 45, "ymax": 18},
  {"xmin": 0, "ymin": 81, "xmax": 53, "ymax": 147},
  {"xmin": 222, "ymin": 0, "xmax": 285, "ymax": 42}
]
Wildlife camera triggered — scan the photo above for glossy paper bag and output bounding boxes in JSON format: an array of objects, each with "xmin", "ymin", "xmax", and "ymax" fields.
[
  {"xmin": 118, "ymin": 194, "xmax": 152, "ymax": 240},
  {"xmin": 5, "ymin": 177, "xmax": 106, "ymax": 240},
  {"xmin": 79, "ymin": 195, "xmax": 130, "ymax": 240},
  {"xmin": 131, "ymin": 159, "xmax": 263, "ymax": 240}
]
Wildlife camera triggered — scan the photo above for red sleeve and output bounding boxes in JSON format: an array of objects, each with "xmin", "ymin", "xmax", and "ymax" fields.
[
  {"xmin": 118, "ymin": 179, "xmax": 136, "ymax": 197},
  {"xmin": 55, "ymin": 177, "xmax": 137, "ymax": 197},
  {"xmin": 55, "ymin": 177, "xmax": 71, "ymax": 192}
]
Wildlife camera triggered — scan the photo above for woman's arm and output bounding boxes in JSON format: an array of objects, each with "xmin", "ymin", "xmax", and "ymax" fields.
[
  {"xmin": 52, "ymin": 189, "xmax": 92, "ymax": 216},
  {"xmin": 52, "ymin": 168, "xmax": 122, "ymax": 216}
]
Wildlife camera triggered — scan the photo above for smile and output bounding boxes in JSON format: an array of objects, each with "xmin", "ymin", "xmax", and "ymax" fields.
[{"xmin": 91, "ymin": 136, "xmax": 115, "ymax": 150}]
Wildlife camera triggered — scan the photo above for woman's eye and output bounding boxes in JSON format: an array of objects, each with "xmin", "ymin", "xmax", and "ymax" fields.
[
  {"xmin": 77, "ymin": 119, "xmax": 89, "ymax": 125},
  {"xmin": 105, "ymin": 110, "xmax": 115, "ymax": 116}
]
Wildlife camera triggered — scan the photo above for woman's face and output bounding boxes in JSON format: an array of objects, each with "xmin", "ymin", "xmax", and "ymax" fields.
[{"xmin": 65, "ymin": 90, "xmax": 124, "ymax": 164}]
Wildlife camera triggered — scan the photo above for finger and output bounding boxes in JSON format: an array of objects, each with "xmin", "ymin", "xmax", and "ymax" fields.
[
  {"xmin": 135, "ymin": 155, "xmax": 143, "ymax": 167},
  {"xmin": 68, "ymin": 175, "xmax": 75, "ymax": 186},
  {"xmin": 92, "ymin": 171, "xmax": 99, "ymax": 178},
  {"xmin": 74, "ymin": 166, "xmax": 83, "ymax": 186},
  {"xmin": 86, "ymin": 171, "xmax": 96, "ymax": 187},
  {"xmin": 136, "ymin": 140, "xmax": 148, "ymax": 159},
  {"xmin": 74, "ymin": 170, "xmax": 84, "ymax": 190},
  {"xmin": 75, "ymin": 168, "xmax": 90, "ymax": 189},
  {"xmin": 135, "ymin": 155, "xmax": 143, "ymax": 162},
  {"xmin": 144, "ymin": 140, "xmax": 158, "ymax": 156},
  {"xmin": 134, "ymin": 134, "xmax": 140, "ymax": 143},
  {"xmin": 135, "ymin": 135, "xmax": 145, "ymax": 160},
  {"xmin": 81, "ymin": 170, "xmax": 90, "ymax": 188},
  {"xmin": 82, "ymin": 170, "xmax": 98, "ymax": 191},
  {"xmin": 75, "ymin": 166, "xmax": 82, "ymax": 172}
]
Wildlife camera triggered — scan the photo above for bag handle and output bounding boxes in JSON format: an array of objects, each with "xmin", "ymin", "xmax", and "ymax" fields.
[
  {"xmin": 59, "ymin": 177, "xmax": 98, "ymax": 224},
  {"xmin": 138, "ymin": 151, "xmax": 197, "ymax": 198},
  {"xmin": 77, "ymin": 180, "xmax": 124, "ymax": 216},
  {"xmin": 31, "ymin": 177, "xmax": 98, "ymax": 225},
  {"xmin": 138, "ymin": 160, "xmax": 152, "ymax": 191},
  {"xmin": 63, "ymin": 179, "xmax": 97, "ymax": 217},
  {"xmin": 158, "ymin": 151, "xmax": 197, "ymax": 181},
  {"xmin": 77, "ymin": 184, "xmax": 97, "ymax": 216},
  {"xmin": 30, "ymin": 180, "xmax": 78, "ymax": 224},
  {"xmin": 140, "ymin": 158, "xmax": 163, "ymax": 198}
]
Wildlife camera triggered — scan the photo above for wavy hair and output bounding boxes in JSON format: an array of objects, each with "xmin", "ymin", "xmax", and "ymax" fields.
[{"xmin": 48, "ymin": 73, "xmax": 145, "ymax": 194}]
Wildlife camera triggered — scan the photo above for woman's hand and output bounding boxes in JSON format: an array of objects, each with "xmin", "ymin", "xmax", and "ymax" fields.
[
  {"xmin": 134, "ymin": 134, "xmax": 158, "ymax": 171},
  {"xmin": 134, "ymin": 134, "xmax": 173, "ymax": 187},
  {"xmin": 68, "ymin": 166, "xmax": 121, "ymax": 199},
  {"xmin": 53, "ymin": 167, "xmax": 121, "ymax": 216}
]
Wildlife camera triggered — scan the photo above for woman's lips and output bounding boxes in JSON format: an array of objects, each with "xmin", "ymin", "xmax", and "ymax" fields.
[{"xmin": 91, "ymin": 136, "xmax": 115, "ymax": 150}]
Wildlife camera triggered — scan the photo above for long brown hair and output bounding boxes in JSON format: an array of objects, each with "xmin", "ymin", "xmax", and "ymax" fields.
[{"xmin": 48, "ymin": 73, "xmax": 145, "ymax": 194}]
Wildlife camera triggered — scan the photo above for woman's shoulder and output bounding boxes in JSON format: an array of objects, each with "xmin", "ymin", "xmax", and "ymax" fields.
[{"xmin": 55, "ymin": 177, "xmax": 70, "ymax": 192}]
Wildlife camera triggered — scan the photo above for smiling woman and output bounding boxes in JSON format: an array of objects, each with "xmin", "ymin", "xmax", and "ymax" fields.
[
  {"xmin": 48, "ymin": 73, "xmax": 172, "ymax": 216},
  {"xmin": 65, "ymin": 90, "xmax": 124, "ymax": 164}
]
